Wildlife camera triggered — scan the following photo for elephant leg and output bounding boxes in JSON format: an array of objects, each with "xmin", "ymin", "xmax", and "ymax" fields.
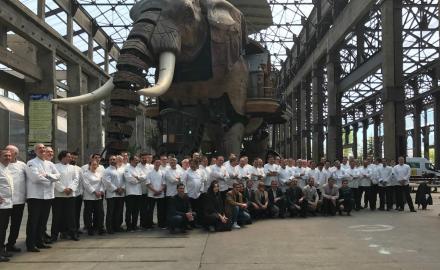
[{"xmin": 221, "ymin": 123, "xmax": 245, "ymax": 157}]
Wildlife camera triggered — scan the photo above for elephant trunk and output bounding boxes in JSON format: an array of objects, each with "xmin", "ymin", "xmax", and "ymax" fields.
[{"xmin": 106, "ymin": 16, "xmax": 181, "ymax": 155}]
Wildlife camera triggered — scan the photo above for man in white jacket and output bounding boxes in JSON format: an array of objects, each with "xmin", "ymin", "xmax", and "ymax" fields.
[
  {"xmin": 0, "ymin": 149, "xmax": 13, "ymax": 261},
  {"xmin": 103, "ymin": 155, "xmax": 125, "ymax": 234},
  {"xmin": 52, "ymin": 151, "xmax": 80, "ymax": 241},
  {"xmin": 376, "ymin": 159, "xmax": 392, "ymax": 211},
  {"xmin": 26, "ymin": 144, "xmax": 60, "ymax": 252},
  {"xmin": 394, "ymin": 157, "xmax": 416, "ymax": 212},
  {"xmin": 124, "ymin": 156, "xmax": 144, "ymax": 231},
  {"xmin": 137, "ymin": 153, "xmax": 153, "ymax": 229},
  {"xmin": 4, "ymin": 145, "xmax": 27, "ymax": 253}
]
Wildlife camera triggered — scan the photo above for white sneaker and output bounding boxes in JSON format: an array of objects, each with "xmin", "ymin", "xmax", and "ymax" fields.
[{"xmin": 232, "ymin": 222, "xmax": 241, "ymax": 229}]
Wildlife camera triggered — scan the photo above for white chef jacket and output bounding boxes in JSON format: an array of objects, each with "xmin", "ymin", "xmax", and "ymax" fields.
[
  {"xmin": 292, "ymin": 167, "xmax": 309, "ymax": 188},
  {"xmin": 236, "ymin": 165, "xmax": 251, "ymax": 183},
  {"xmin": 8, "ymin": 160, "xmax": 27, "ymax": 205},
  {"xmin": 124, "ymin": 165, "xmax": 145, "ymax": 196},
  {"xmin": 182, "ymin": 169, "xmax": 203, "ymax": 199},
  {"xmin": 54, "ymin": 163, "xmax": 80, "ymax": 198},
  {"xmin": 358, "ymin": 167, "xmax": 372, "ymax": 187},
  {"xmin": 393, "ymin": 164, "xmax": 411, "ymax": 186},
  {"xmin": 146, "ymin": 169, "xmax": 165, "ymax": 198},
  {"xmin": 26, "ymin": 157, "xmax": 60, "ymax": 200},
  {"xmin": 249, "ymin": 166, "xmax": 265, "ymax": 190},
  {"xmin": 165, "ymin": 167, "xmax": 184, "ymax": 197},
  {"xmin": 199, "ymin": 165, "xmax": 212, "ymax": 193},
  {"xmin": 81, "ymin": 163, "xmax": 105, "ymax": 174},
  {"xmin": 73, "ymin": 165, "xmax": 83, "ymax": 196},
  {"xmin": 278, "ymin": 167, "xmax": 293, "ymax": 192},
  {"xmin": 137, "ymin": 163, "xmax": 153, "ymax": 195},
  {"xmin": 210, "ymin": 165, "xmax": 229, "ymax": 192},
  {"xmin": 345, "ymin": 167, "xmax": 360, "ymax": 189},
  {"xmin": 0, "ymin": 163, "xmax": 14, "ymax": 209},
  {"xmin": 103, "ymin": 165, "xmax": 125, "ymax": 198},
  {"xmin": 264, "ymin": 163, "xmax": 279, "ymax": 186},
  {"xmin": 331, "ymin": 168, "xmax": 349, "ymax": 187},
  {"xmin": 82, "ymin": 170, "xmax": 104, "ymax": 200},
  {"xmin": 376, "ymin": 165, "xmax": 392, "ymax": 187},
  {"xmin": 225, "ymin": 163, "xmax": 238, "ymax": 188},
  {"xmin": 314, "ymin": 168, "xmax": 328, "ymax": 190},
  {"xmin": 368, "ymin": 164, "xmax": 378, "ymax": 184}
]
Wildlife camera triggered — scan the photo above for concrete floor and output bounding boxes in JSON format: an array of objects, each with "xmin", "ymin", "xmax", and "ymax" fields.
[{"xmin": 4, "ymin": 194, "xmax": 440, "ymax": 270}]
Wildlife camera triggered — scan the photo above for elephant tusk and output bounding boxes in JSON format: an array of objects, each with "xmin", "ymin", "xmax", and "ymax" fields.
[
  {"xmin": 51, "ymin": 78, "xmax": 115, "ymax": 105},
  {"xmin": 137, "ymin": 52, "xmax": 176, "ymax": 97}
]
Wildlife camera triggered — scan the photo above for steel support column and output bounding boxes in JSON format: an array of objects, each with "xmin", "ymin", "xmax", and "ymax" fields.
[
  {"xmin": 382, "ymin": 0, "xmax": 406, "ymax": 160},
  {"xmin": 312, "ymin": 67, "xmax": 324, "ymax": 162},
  {"xmin": 413, "ymin": 103, "xmax": 422, "ymax": 157},
  {"xmin": 362, "ymin": 120, "xmax": 368, "ymax": 159},
  {"xmin": 291, "ymin": 91, "xmax": 299, "ymax": 158},
  {"xmin": 84, "ymin": 77, "xmax": 103, "ymax": 157},
  {"xmin": 434, "ymin": 93, "xmax": 440, "ymax": 169},
  {"xmin": 326, "ymin": 54, "xmax": 342, "ymax": 161},
  {"xmin": 373, "ymin": 116, "xmax": 381, "ymax": 158},
  {"xmin": 300, "ymin": 80, "xmax": 309, "ymax": 159},
  {"xmin": 352, "ymin": 123, "xmax": 358, "ymax": 159}
]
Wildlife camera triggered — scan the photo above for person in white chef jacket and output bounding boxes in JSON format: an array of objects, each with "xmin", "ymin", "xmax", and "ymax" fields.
[
  {"xmin": 264, "ymin": 155, "xmax": 279, "ymax": 188},
  {"xmin": 25, "ymin": 143, "xmax": 60, "ymax": 252},
  {"xmin": 52, "ymin": 151, "xmax": 80, "ymax": 241},
  {"xmin": 103, "ymin": 155, "xmax": 125, "ymax": 234},
  {"xmin": 124, "ymin": 156, "xmax": 145, "ymax": 231},
  {"xmin": 0, "ymin": 149, "xmax": 14, "ymax": 261},
  {"xmin": 4, "ymin": 145, "xmax": 27, "ymax": 253},
  {"xmin": 314, "ymin": 162, "xmax": 328, "ymax": 198},
  {"xmin": 345, "ymin": 160, "xmax": 361, "ymax": 211},
  {"xmin": 146, "ymin": 158, "xmax": 166, "ymax": 229},
  {"xmin": 181, "ymin": 159, "xmax": 204, "ymax": 226},
  {"xmin": 249, "ymin": 158, "xmax": 265, "ymax": 191},
  {"xmin": 236, "ymin": 157, "xmax": 251, "ymax": 186},
  {"xmin": 394, "ymin": 156, "xmax": 416, "ymax": 212},
  {"xmin": 358, "ymin": 160, "xmax": 372, "ymax": 210},
  {"xmin": 164, "ymin": 158, "xmax": 184, "ymax": 200},
  {"xmin": 376, "ymin": 158, "xmax": 393, "ymax": 211},
  {"xmin": 331, "ymin": 161, "xmax": 349, "ymax": 187},
  {"xmin": 209, "ymin": 156, "xmax": 230, "ymax": 201},
  {"xmin": 82, "ymin": 160, "xmax": 105, "ymax": 236},
  {"xmin": 278, "ymin": 159, "xmax": 293, "ymax": 193},
  {"xmin": 137, "ymin": 153, "xmax": 153, "ymax": 229}
]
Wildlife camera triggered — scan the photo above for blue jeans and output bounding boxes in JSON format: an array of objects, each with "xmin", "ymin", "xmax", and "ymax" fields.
[{"xmin": 232, "ymin": 206, "xmax": 251, "ymax": 224}]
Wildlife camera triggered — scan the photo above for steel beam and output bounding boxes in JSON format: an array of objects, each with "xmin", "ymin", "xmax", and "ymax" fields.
[{"xmin": 0, "ymin": 45, "xmax": 43, "ymax": 80}]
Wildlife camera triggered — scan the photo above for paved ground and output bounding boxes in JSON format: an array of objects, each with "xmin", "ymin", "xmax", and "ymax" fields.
[{"xmin": 5, "ymin": 194, "xmax": 440, "ymax": 270}]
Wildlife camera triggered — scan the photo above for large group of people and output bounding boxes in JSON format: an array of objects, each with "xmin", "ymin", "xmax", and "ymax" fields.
[{"xmin": 0, "ymin": 143, "xmax": 421, "ymax": 262}]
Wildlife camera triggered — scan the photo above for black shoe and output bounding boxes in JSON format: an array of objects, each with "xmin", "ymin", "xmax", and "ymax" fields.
[
  {"xmin": 410, "ymin": 209, "xmax": 417, "ymax": 212},
  {"xmin": 49, "ymin": 236, "xmax": 57, "ymax": 243},
  {"xmin": 378, "ymin": 208, "xmax": 384, "ymax": 211},
  {"xmin": 107, "ymin": 230, "xmax": 114, "ymax": 235},
  {"xmin": 60, "ymin": 232, "xmax": 68, "ymax": 239},
  {"xmin": 88, "ymin": 230, "xmax": 95, "ymax": 236},
  {"xmin": 0, "ymin": 256, "xmax": 10, "ymax": 262},
  {"xmin": 1, "ymin": 251, "xmax": 12, "ymax": 258},
  {"xmin": 70, "ymin": 235, "xmax": 80, "ymax": 241},
  {"xmin": 398, "ymin": 208, "xmax": 404, "ymax": 212},
  {"xmin": 98, "ymin": 229, "xmax": 106, "ymax": 235},
  {"xmin": 6, "ymin": 245, "xmax": 21, "ymax": 252},
  {"xmin": 36, "ymin": 244, "xmax": 51, "ymax": 249},
  {"xmin": 27, "ymin": 247, "xmax": 40, "ymax": 252},
  {"xmin": 77, "ymin": 229, "xmax": 84, "ymax": 235}
]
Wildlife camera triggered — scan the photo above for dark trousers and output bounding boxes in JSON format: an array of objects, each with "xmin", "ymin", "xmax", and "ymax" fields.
[
  {"xmin": 322, "ymin": 198, "xmax": 337, "ymax": 216},
  {"xmin": 378, "ymin": 186, "xmax": 387, "ymax": 209},
  {"xmin": 352, "ymin": 188, "xmax": 361, "ymax": 210},
  {"xmin": 106, "ymin": 197, "xmax": 124, "ymax": 233},
  {"xmin": 74, "ymin": 195, "xmax": 83, "ymax": 231},
  {"xmin": 6, "ymin": 204, "xmax": 25, "ymax": 247},
  {"xmin": 287, "ymin": 200, "xmax": 308, "ymax": 217},
  {"xmin": 0, "ymin": 208, "xmax": 12, "ymax": 249},
  {"xmin": 204, "ymin": 213, "xmax": 231, "ymax": 231},
  {"xmin": 125, "ymin": 195, "xmax": 141, "ymax": 230},
  {"xmin": 369, "ymin": 184, "xmax": 378, "ymax": 210},
  {"xmin": 51, "ymin": 197, "xmax": 76, "ymax": 238},
  {"xmin": 395, "ymin": 185, "xmax": 415, "ymax": 211},
  {"xmin": 386, "ymin": 186, "xmax": 395, "ymax": 210},
  {"xmin": 189, "ymin": 197, "xmax": 202, "ymax": 224},
  {"xmin": 26, "ymin": 199, "xmax": 51, "ymax": 249},
  {"xmin": 338, "ymin": 199, "xmax": 353, "ymax": 213},
  {"xmin": 269, "ymin": 199, "xmax": 286, "ymax": 217},
  {"xmin": 168, "ymin": 213, "xmax": 197, "ymax": 231},
  {"xmin": 83, "ymin": 199, "xmax": 104, "ymax": 231},
  {"xmin": 146, "ymin": 197, "xmax": 166, "ymax": 228},
  {"xmin": 139, "ymin": 194, "xmax": 149, "ymax": 228}
]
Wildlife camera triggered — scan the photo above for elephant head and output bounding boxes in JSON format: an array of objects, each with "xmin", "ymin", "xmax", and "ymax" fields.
[{"xmin": 51, "ymin": 0, "xmax": 247, "ymax": 105}]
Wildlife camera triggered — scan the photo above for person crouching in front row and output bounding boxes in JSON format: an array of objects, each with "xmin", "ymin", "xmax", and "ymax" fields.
[
  {"xmin": 338, "ymin": 179, "xmax": 354, "ymax": 216},
  {"xmin": 285, "ymin": 179, "xmax": 307, "ymax": 217},
  {"xmin": 167, "ymin": 183, "xmax": 197, "ymax": 234},
  {"xmin": 203, "ymin": 181, "xmax": 230, "ymax": 232},
  {"xmin": 225, "ymin": 182, "xmax": 250, "ymax": 229}
]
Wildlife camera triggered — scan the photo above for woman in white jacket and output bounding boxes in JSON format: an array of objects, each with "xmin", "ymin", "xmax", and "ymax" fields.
[{"xmin": 82, "ymin": 160, "xmax": 105, "ymax": 235}]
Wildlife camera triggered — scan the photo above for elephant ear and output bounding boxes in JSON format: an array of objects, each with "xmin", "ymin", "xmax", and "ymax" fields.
[{"xmin": 203, "ymin": 0, "xmax": 247, "ymax": 76}]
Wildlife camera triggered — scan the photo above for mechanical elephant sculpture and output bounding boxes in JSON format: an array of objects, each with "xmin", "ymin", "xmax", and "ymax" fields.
[{"xmin": 52, "ymin": 0, "xmax": 278, "ymax": 158}]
